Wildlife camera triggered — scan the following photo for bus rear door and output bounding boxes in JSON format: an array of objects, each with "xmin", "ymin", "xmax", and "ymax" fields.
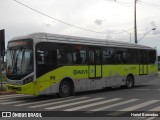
[{"xmin": 139, "ymin": 50, "xmax": 148, "ymax": 75}]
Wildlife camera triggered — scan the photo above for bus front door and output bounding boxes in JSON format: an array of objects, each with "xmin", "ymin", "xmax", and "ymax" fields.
[
  {"xmin": 88, "ymin": 49, "xmax": 102, "ymax": 79},
  {"xmin": 139, "ymin": 51, "xmax": 148, "ymax": 75}
]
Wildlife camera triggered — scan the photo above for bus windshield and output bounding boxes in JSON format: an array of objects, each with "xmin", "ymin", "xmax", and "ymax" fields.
[{"xmin": 6, "ymin": 39, "xmax": 33, "ymax": 80}]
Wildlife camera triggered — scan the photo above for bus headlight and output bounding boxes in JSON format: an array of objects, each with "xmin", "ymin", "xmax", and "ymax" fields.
[{"xmin": 23, "ymin": 76, "xmax": 34, "ymax": 85}]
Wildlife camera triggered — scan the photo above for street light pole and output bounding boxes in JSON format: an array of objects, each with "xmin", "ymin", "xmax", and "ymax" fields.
[
  {"xmin": 137, "ymin": 28, "xmax": 156, "ymax": 43},
  {"xmin": 134, "ymin": 0, "xmax": 138, "ymax": 44}
]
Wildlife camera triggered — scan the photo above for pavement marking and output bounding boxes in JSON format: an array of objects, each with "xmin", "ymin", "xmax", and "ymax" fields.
[
  {"xmin": 0, "ymin": 94, "xmax": 27, "ymax": 100},
  {"xmin": 139, "ymin": 106, "xmax": 160, "ymax": 120},
  {"xmin": 146, "ymin": 117, "xmax": 157, "ymax": 120},
  {"xmin": 107, "ymin": 100, "xmax": 160, "ymax": 116},
  {"xmin": 0, "ymin": 99, "xmax": 16, "ymax": 103},
  {"xmin": 1, "ymin": 94, "xmax": 30, "ymax": 97},
  {"xmin": 89, "ymin": 99, "xmax": 139, "ymax": 112},
  {"xmin": 14, "ymin": 96, "xmax": 74, "ymax": 107},
  {"xmin": 45, "ymin": 97, "xmax": 105, "ymax": 110},
  {"xmin": 132, "ymin": 89, "xmax": 150, "ymax": 90},
  {"xmin": 0, "ymin": 100, "xmax": 24, "ymax": 105},
  {"xmin": 64, "ymin": 98, "xmax": 121, "ymax": 111},
  {"xmin": 29, "ymin": 97, "xmax": 89, "ymax": 108},
  {"xmin": 131, "ymin": 89, "xmax": 160, "ymax": 91},
  {"xmin": 148, "ymin": 106, "xmax": 160, "ymax": 111}
]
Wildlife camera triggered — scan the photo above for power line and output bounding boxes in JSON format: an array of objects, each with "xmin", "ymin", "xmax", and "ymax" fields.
[
  {"xmin": 116, "ymin": 2, "xmax": 134, "ymax": 7},
  {"xmin": 141, "ymin": 1, "xmax": 160, "ymax": 8},
  {"xmin": 116, "ymin": 1, "xmax": 133, "ymax": 5},
  {"xmin": 115, "ymin": 0, "xmax": 134, "ymax": 7},
  {"xmin": 138, "ymin": 1, "xmax": 160, "ymax": 9},
  {"xmin": 13, "ymin": 0, "xmax": 128, "ymax": 35}
]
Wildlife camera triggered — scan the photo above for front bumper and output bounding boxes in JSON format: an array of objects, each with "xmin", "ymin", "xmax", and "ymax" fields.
[{"xmin": 6, "ymin": 82, "xmax": 36, "ymax": 95}]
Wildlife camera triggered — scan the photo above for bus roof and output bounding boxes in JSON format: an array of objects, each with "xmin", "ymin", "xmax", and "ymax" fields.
[{"xmin": 10, "ymin": 32, "xmax": 155, "ymax": 50}]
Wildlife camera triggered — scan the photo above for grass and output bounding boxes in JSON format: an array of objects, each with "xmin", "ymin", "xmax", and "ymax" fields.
[{"xmin": 1, "ymin": 73, "xmax": 6, "ymax": 83}]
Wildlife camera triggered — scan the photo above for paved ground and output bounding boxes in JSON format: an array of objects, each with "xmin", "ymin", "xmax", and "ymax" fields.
[
  {"xmin": 0, "ymin": 78, "xmax": 160, "ymax": 120},
  {"xmin": 0, "ymin": 83, "xmax": 14, "ymax": 95}
]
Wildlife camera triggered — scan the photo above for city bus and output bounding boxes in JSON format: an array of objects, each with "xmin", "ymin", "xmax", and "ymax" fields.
[{"xmin": 6, "ymin": 33, "xmax": 158, "ymax": 97}]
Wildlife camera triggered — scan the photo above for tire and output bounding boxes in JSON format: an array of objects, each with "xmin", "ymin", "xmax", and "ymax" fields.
[
  {"xmin": 58, "ymin": 80, "xmax": 71, "ymax": 98},
  {"xmin": 126, "ymin": 75, "xmax": 134, "ymax": 89}
]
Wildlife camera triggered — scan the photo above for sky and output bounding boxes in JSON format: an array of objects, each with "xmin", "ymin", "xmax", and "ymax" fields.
[{"xmin": 1, "ymin": 0, "xmax": 160, "ymax": 54}]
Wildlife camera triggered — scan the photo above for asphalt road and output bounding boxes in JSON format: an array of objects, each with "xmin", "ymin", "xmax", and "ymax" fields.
[{"xmin": 0, "ymin": 78, "xmax": 160, "ymax": 120}]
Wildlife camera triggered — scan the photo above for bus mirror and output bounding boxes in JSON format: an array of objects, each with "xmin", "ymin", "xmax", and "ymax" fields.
[
  {"xmin": 38, "ymin": 55, "xmax": 42, "ymax": 62},
  {"xmin": 37, "ymin": 52, "xmax": 42, "ymax": 62},
  {"xmin": 57, "ymin": 54, "xmax": 61, "ymax": 59},
  {"xmin": 2, "ymin": 50, "xmax": 7, "ymax": 55}
]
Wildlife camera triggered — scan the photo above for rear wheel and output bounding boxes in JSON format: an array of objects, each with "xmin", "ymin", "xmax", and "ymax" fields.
[
  {"xmin": 58, "ymin": 80, "xmax": 71, "ymax": 98},
  {"xmin": 126, "ymin": 75, "xmax": 134, "ymax": 89}
]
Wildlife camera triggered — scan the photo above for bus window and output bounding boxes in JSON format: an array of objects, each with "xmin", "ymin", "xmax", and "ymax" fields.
[
  {"xmin": 95, "ymin": 49, "xmax": 101, "ymax": 64},
  {"xmin": 115, "ymin": 49, "xmax": 127, "ymax": 64},
  {"xmin": 148, "ymin": 50, "xmax": 156, "ymax": 64},
  {"xmin": 103, "ymin": 48, "xmax": 116, "ymax": 64},
  {"xmin": 139, "ymin": 50, "xmax": 147, "ymax": 64},
  {"xmin": 57, "ymin": 45, "xmax": 72, "ymax": 65},
  {"xmin": 88, "ymin": 50, "xmax": 95, "ymax": 64},
  {"xmin": 36, "ymin": 43, "xmax": 57, "ymax": 77},
  {"xmin": 128, "ymin": 49, "xmax": 138, "ymax": 64},
  {"xmin": 88, "ymin": 48, "xmax": 101, "ymax": 65},
  {"xmin": 73, "ymin": 45, "xmax": 87, "ymax": 64}
]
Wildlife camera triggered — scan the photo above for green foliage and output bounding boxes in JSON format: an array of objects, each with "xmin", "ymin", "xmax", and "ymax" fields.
[{"xmin": 1, "ymin": 73, "xmax": 6, "ymax": 83}]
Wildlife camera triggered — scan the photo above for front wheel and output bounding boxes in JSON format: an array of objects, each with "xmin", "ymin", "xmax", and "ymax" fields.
[
  {"xmin": 126, "ymin": 76, "xmax": 134, "ymax": 89},
  {"xmin": 58, "ymin": 80, "xmax": 71, "ymax": 98}
]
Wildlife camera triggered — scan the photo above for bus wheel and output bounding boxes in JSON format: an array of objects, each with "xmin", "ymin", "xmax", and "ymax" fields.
[
  {"xmin": 59, "ymin": 80, "xmax": 71, "ymax": 98},
  {"xmin": 126, "ymin": 75, "xmax": 134, "ymax": 89}
]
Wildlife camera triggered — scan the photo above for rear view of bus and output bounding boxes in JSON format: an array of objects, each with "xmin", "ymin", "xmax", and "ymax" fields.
[{"xmin": 6, "ymin": 39, "xmax": 35, "ymax": 95}]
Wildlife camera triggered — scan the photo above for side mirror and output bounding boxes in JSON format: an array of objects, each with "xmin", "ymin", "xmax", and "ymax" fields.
[
  {"xmin": 37, "ymin": 54, "xmax": 42, "ymax": 62},
  {"xmin": 2, "ymin": 50, "xmax": 7, "ymax": 55}
]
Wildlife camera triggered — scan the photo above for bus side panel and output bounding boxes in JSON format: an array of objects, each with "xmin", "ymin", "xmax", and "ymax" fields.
[
  {"xmin": 148, "ymin": 64, "xmax": 158, "ymax": 74},
  {"xmin": 102, "ymin": 64, "xmax": 139, "ymax": 87},
  {"xmin": 34, "ymin": 66, "xmax": 89, "ymax": 95},
  {"xmin": 26, "ymin": 64, "xmax": 157, "ymax": 95}
]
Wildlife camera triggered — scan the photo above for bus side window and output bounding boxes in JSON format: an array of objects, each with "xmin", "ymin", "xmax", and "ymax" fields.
[
  {"xmin": 37, "ymin": 50, "xmax": 44, "ymax": 64},
  {"xmin": 36, "ymin": 43, "xmax": 57, "ymax": 77},
  {"xmin": 115, "ymin": 49, "xmax": 127, "ymax": 64},
  {"xmin": 95, "ymin": 49, "xmax": 101, "ymax": 64},
  {"xmin": 73, "ymin": 45, "xmax": 87, "ymax": 64},
  {"xmin": 74, "ymin": 51, "xmax": 82, "ymax": 64},
  {"xmin": 103, "ymin": 48, "xmax": 115, "ymax": 64},
  {"xmin": 88, "ymin": 50, "xmax": 95, "ymax": 64},
  {"xmin": 128, "ymin": 49, "xmax": 138, "ymax": 64},
  {"xmin": 57, "ymin": 47, "xmax": 72, "ymax": 65},
  {"xmin": 148, "ymin": 50, "xmax": 156, "ymax": 64}
]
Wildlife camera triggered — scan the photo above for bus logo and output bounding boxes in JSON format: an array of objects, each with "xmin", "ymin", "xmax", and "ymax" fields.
[{"xmin": 73, "ymin": 70, "xmax": 88, "ymax": 75}]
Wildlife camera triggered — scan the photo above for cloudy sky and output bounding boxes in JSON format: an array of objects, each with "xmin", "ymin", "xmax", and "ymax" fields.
[{"xmin": 1, "ymin": 0, "xmax": 160, "ymax": 54}]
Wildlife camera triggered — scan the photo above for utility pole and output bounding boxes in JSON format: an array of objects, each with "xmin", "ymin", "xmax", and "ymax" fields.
[
  {"xmin": 0, "ymin": 29, "xmax": 5, "ymax": 91},
  {"xmin": 0, "ymin": 32, "xmax": 2, "ymax": 91},
  {"xmin": 134, "ymin": 0, "xmax": 138, "ymax": 44},
  {"xmin": 0, "ymin": 44, "xmax": 2, "ymax": 91}
]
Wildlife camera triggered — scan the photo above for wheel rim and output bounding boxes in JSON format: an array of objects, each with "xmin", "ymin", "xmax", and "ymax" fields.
[
  {"xmin": 127, "ymin": 77, "xmax": 133, "ymax": 88},
  {"xmin": 61, "ymin": 84, "xmax": 69, "ymax": 94},
  {"xmin": 59, "ymin": 81, "xmax": 71, "ymax": 97}
]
